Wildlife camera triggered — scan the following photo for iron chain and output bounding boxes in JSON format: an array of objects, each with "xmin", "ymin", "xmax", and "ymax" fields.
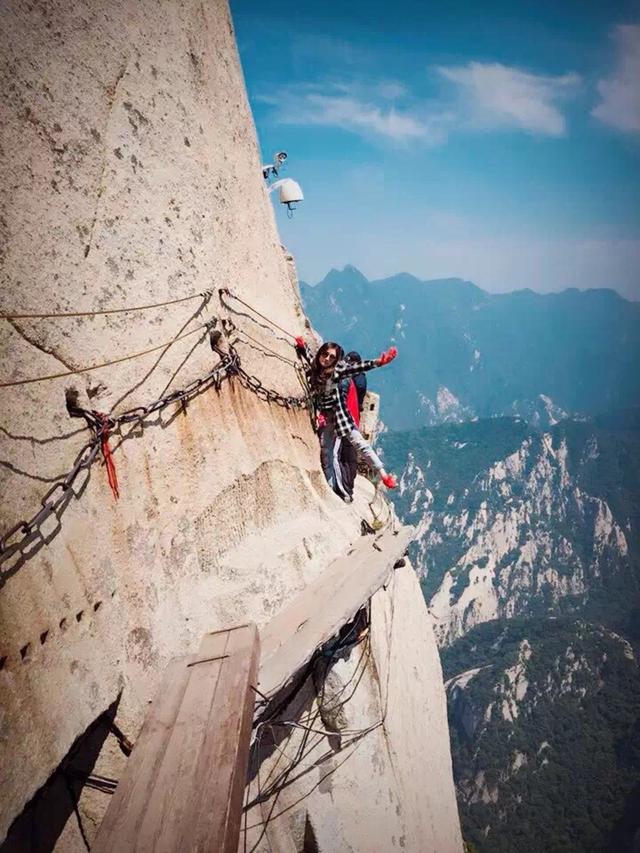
[
  {"xmin": 1, "ymin": 342, "xmax": 306, "ymax": 568},
  {"xmin": 0, "ymin": 438, "xmax": 102, "ymax": 566},
  {"xmin": 227, "ymin": 344, "xmax": 307, "ymax": 410}
]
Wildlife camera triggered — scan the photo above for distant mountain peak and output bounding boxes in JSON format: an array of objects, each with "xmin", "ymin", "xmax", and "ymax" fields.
[
  {"xmin": 317, "ymin": 265, "xmax": 369, "ymax": 288},
  {"xmin": 342, "ymin": 263, "xmax": 367, "ymax": 277}
]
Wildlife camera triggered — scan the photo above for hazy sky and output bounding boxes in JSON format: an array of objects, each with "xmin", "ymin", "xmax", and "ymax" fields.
[{"xmin": 232, "ymin": 0, "xmax": 640, "ymax": 299}]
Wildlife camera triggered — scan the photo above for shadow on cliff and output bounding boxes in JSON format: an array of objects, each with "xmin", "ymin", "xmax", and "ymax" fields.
[
  {"xmin": 0, "ymin": 696, "xmax": 124, "ymax": 852},
  {"xmin": 107, "ymin": 294, "xmax": 211, "ymax": 412}
]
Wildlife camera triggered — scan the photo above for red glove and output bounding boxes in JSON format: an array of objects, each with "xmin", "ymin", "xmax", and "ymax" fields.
[
  {"xmin": 294, "ymin": 336, "xmax": 306, "ymax": 349},
  {"xmin": 378, "ymin": 346, "xmax": 398, "ymax": 366},
  {"xmin": 316, "ymin": 413, "xmax": 327, "ymax": 429}
]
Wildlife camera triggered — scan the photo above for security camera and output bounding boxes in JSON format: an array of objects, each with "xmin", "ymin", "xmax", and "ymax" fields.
[
  {"xmin": 262, "ymin": 151, "xmax": 288, "ymax": 180},
  {"xmin": 265, "ymin": 178, "xmax": 304, "ymax": 217}
]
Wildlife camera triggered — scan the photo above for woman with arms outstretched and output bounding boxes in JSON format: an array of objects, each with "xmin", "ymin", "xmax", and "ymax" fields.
[{"xmin": 295, "ymin": 337, "xmax": 398, "ymax": 497}]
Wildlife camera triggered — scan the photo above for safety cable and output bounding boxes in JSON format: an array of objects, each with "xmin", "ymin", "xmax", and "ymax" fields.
[
  {"xmin": 246, "ymin": 607, "xmax": 374, "ymax": 815},
  {"xmin": 0, "ymin": 290, "xmax": 213, "ymax": 320},
  {"xmin": 227, "ymin": 340, "xmax": 308, "ymax": 411},
  {"xmin": 219, "ymin": 287, "xmax": 298, "ymax": 341},
  {"xmin": 0, "ymin": 333, "xmax": 308, "ymax": 567},
  {"xmin": 0, "ymin": 322, "xmax": 210, "ymax": 388},
  {"xmin": 243, "ymin": 620, "xmax": 390, "ymax": 838},
  {"xmin": 233, "ymin": 327, "xmax": 299, "ymax": 368},
  {"xmin": 220, "ymin": 315, "xmax": 314, "ymax": 424}
]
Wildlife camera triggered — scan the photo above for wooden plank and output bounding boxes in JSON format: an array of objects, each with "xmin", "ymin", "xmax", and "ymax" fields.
[
  {"xmin": 92, "ymin": 657, "xmax": 192, "ymax": 852},
  {"xmin": 190, "ymin": 626, "xmax": 259, "ymax": 853},
  {"xmin": 258, "ymin": 525, "xmax": 412, "ymax": 703},
  {"xmin": 92, "ymin": 624, "xmax": 259, "ymax": 853},
  {"xmin": 136, "ymin": 631, "xmax": 229, "ymax": 852}
]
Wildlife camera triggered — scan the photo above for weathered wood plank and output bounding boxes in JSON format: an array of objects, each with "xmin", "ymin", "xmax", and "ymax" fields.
[
  {"xmin": 136, "ymin": 632, "xmax": 229, "ymax": 852},
  {"xmin": 190, "ymin": 627, "xmax": 259, "ymax": 852},
  {"xmin": 92, "ymin": 624, "xmax": 259, "ymax": 853},
  {"xmin": 91, "ymin": 657, "xmax": 192, "ymax": 852},
  {"xmin": 258, "ymin": 525, "xmax": 412, "ymax": 703}
]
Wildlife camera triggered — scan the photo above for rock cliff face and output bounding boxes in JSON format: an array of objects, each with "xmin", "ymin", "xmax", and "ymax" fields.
[
  {"xmin": 383, "ymin": 417, "xmax": 638, "ymax": 646},
  {"xmin": 0, "ymin": 1, "xmax": 461, "ymax": 849}
]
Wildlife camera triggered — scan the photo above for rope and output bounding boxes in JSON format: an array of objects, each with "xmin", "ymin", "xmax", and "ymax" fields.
[
  {"xmin": 0, "ymin": 290, "xmax": 213, "ymax": 320},
  {"xmin": 221, "ymin": 321, "xmax": 314, "ymax": 423},
  {"xmin": 1, "ymin": 335, "xmax": 309, "ymax": 567},
  {"xmin": 0, "ymin": 323, "xmax": 210, "ymax": 388},
  {"xmin": 217, "ymin": 300, "xmax": 314, "ymax": 421},
  {"xmin": 219, "ymin": 288, "xmax": 298, "ymax": 341}
]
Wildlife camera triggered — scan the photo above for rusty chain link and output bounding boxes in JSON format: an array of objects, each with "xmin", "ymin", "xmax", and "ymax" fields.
[
  {"xmin": 0, "ymin": 439, "xmax": 101, "ymax": 567},
  {"xmin": 227, "ymin": 343, "xmax": 308, "ymax": 410},
  {"xmin": 0, "ymin": 334, "xmax": 307, "ymax": 570}
]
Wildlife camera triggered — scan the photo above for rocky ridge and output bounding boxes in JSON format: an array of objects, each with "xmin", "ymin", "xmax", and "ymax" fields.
[{"xmin": 383, "ymin": 417, "xmax": 639, "ymax": 646}]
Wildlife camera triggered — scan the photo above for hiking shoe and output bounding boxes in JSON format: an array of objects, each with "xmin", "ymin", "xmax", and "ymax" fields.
[{"xmin": 381, "ymin": 473, "xmax": 398, "ymax": 489}]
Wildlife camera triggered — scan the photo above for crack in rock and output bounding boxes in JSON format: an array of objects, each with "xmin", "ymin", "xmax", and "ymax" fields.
[{"xmin": 6, "ymin": 318, "xmax": 77, "ymax": 373}]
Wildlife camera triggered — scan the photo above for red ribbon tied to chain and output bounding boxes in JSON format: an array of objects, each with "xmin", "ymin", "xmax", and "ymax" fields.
[{"xmin": 94, "ymin": 412, "xmax": 119, "ymax": 500}]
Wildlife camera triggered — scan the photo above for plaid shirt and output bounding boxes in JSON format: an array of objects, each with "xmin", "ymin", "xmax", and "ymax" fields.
[{"xmin": 298, "ymin": 343, "xmax": 379, "ymax": 437}]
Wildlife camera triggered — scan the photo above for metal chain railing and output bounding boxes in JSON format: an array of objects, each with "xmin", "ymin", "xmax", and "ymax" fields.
[
  {"xmin": 0, "ymin": 438, "xmax": 102, "ymax": 568},
  {"xmin": 227, "ymin": 343, "xmax": 308, "ymax": 410},
  {"xmin": 0, "ymin": 331, "xmax": 308, "ymax": 569}
]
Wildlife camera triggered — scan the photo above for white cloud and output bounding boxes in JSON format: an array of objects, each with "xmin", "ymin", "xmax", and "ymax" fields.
[
  {"xmin": 261, "ymin": 61, "xmax": 581, "ymax": 145},
  {"xmin": 438, "ymin": 62, "xmax": 580, "ymax": 136},
  {"xmin": 592, "ymin": 25, "xmax": 640, "ymax": 133},
  {"xmin": 262, "ymin": 82, "xmax": 448, "ymax": 144},
  {"xmin": 296, "ymin": 93, "xmax": 427, "ymax": 141},
  {"xmin": 377, "ymin": 81, "xmax": 408, "ymax": 100}
]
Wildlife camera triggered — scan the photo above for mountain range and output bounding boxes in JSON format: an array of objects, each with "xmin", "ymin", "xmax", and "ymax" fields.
[
  {"xmin": 300, "ymin": 266, "xmax": 640, "ymax": 431},
  {"xmin": 301, "ymin": 267, "xmax": 640, "ymax": 853},
  {"xmin": 381, "ymin": 412, "xmax": 640, "ymax": 644}
]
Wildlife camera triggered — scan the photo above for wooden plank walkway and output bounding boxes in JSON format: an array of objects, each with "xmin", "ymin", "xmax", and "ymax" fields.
[
  {"xmin": 258, "ymin": 525, "xmax": 413, "ymax": 704},
  {"xmin": 93, "ymin": 624, "xmax": 259, "ymax": 853}
]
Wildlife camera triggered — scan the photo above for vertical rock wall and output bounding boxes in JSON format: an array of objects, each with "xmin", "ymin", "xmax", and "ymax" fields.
[
  {"xmin": 0, "ymin": 1, "xmax": 462, "ymax": 849},
  {"xmin": 243, "ymin": 563, "xmax": 463, "ymax": 853}
]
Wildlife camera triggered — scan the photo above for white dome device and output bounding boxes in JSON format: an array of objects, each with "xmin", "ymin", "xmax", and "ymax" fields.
[
  {"xmin": 277, "ymin": 178, "xmax": 304, "ymax": 206},
  {"xmin": 262, "ymin": 151, "xmax": 304, "ymax": 216},
  {"xmin": 266, "ymin": 177, "xmax": 304, "ymax": 215}
]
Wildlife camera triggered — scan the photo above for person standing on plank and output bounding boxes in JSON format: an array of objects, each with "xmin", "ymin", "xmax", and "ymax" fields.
[{"xmin": 295, "ymin": 337, "xmax": 398, "ymax": 493}]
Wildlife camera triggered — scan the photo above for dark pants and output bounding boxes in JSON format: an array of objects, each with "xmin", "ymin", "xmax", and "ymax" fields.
[{"xmin": 319, "ymin": 415, "xmax": 384, "ymax": 499}]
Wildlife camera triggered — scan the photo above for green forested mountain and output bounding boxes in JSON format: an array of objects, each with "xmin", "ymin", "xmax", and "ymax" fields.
[
  {"xmin": 443, "ymin": 619, "xmax": 640, "ymax": 853},
  {"xmin": 301, "ymin": 266, "xmax": 640, "ymax": 430},
  {"xmin": 379, "ymin": 413, "xmax": 640, "ymax": 852}
]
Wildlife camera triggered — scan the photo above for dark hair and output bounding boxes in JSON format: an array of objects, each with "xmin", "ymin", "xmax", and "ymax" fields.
[
  {"xmin": 311, "ymin": 341, "xmax": 344, "ymax": 384},
  {"xmin": 345, "ymin": 351, "xmax": 361, "ymax": 363}
]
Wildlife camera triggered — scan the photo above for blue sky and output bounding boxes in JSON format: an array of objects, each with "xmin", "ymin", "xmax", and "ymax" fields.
[{"xmin": 232, "ymin": 0, "xmax": 640, "ymax": 299}]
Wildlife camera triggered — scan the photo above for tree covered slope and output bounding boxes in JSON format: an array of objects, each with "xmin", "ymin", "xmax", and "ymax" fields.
[
  {"xmin": 443, "ymin": 618, "xmax": 640, "ymax": 853},
  {"xmin": 380, "ymin": 413, "xmax": 640, "ymax": 645}
]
